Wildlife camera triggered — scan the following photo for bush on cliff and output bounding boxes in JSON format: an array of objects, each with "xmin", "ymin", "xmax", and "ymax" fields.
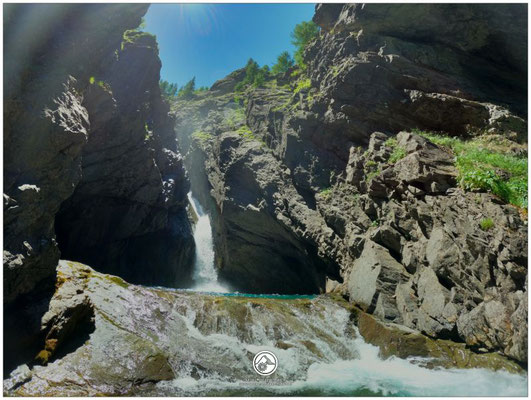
[
  {"xmin": 235, "ymin": 59, "xmax": 269, "ymax": 91},
  {"xmin": 415, "ymin": 130, "xmax": 528, "ymax": 208}
]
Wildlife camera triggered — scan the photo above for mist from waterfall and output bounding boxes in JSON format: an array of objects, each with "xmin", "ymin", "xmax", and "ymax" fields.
[{"xmin": 187, "ymin": 192, "xmax": 230, "ymax": 293}]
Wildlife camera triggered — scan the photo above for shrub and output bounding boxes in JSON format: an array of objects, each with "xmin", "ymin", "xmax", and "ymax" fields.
[
  {"xmin": 414, "ymin": 129, "xmax": 528, "ymax": 208},
  {"xmin": 294, "ymin": 78, "xmax": 311, "ymax": 95},
  {"xmin": 235, "ymin": 59, "xmax": 270, "ymax": 91},
  {"xmin": 480, "ymin": 218, "xmax": 494, "ymax": 231},
  {"xmin": 320, "ymin": 187, "xmax": 332, "ymax": 198},
  {"xmin": 191, "ymin": 130, "xmax": 213, "ymax": 145},
  {"xmin": 389, "ymin": 147, "xmax": 407, "ymax": 163}
]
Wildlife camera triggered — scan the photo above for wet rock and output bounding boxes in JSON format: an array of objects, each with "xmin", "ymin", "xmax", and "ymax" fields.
[
  {"xmin": 354, "ymin": 308, "xmax": 523, "ymax": 374},
  {"xmin": 172, "ymin": 3, "xmax": 527, "ymax": 364}
]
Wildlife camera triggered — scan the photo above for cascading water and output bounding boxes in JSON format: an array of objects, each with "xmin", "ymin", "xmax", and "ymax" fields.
[
  {"xmin": 187, "ymin": 192, "xmax": 229, "ymax": 293},
  {"xmin": 145, "ymin": 293, "xmax": 527, "ymax": 397}
]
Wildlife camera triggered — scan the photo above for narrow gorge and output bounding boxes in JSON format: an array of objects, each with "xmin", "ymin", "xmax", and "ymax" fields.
[{"xmin": 3, "ymin": 3, "xmax": 528, "ymax": 396}]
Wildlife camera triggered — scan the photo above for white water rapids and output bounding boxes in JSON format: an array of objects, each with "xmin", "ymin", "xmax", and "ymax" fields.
[
  {"xmin": 187, "ymin": 192, "xmax": 229, "ymax": 293},
  {"xmin": 149, "ymin": 293, "xmax": 527, "ymax": 396},
  {"xmin": 180, "ymin": 193, "xmax": 527, "ymax": 396}
]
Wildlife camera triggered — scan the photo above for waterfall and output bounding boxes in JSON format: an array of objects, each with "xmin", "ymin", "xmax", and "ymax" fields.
[{"xmin": 187, "ymin": 192, "xmax": 229, "ymax": 293}]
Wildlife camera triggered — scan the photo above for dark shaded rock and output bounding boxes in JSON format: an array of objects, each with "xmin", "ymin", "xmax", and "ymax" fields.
[
  {"xmin": 54, "ymin": 31, "xmax": 194, "ymax": 288},
  {"xmin": 312, "ymin": 3, "xmax": 527, "ymax": 115},
  {"xmin": 3, "ymin": 3, "xmax": 148, "ymax": 304}
]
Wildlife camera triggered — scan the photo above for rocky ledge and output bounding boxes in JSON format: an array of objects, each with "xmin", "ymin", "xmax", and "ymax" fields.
[{"xmin": 4, "ymin": 261, "xmax": 524, "ymax": 396}]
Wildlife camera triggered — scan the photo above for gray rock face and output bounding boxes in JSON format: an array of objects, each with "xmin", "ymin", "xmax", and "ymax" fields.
[
  {"xmin": 312, "ymin": 3, "xmax": 527, "ymax": 115},
  {"xmin": 174, "ymin": 96, "xmax": 341, "ymax": 294},
  {"xmin": 334, "ymin": 134, "xmax": 527, "ymax": 362},
  {"xmin": 3, "ymin": 3, "xmax": 148, "ymax": 305},
  {"xmin": 54, "ymin": 32, "xmax": 194, "ymax": 288}
]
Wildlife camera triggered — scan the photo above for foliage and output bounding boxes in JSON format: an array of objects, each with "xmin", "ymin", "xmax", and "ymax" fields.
[
  {"xmin": 320, "ymin": 187, "xmax": 332, "ymax": 198},
  {"xmin": 236, "ymin": 125, "xmax": 266, "ymax": 147},
  {"xmin": 225, "ymin": 107, "xmax": 246, "ymax": 130},
  {"xmin": 89, "ymin": 76, "xmax": 111, "ymax": 92},
  {"xmin": 159, "ymin": 80, "xmax": 178, "ymax": 98},
  {"xmin": 236, "ymin": 59, "xmax": 270, "ymax": 92},
  {"xmin": 385, "ymin": 137, "xmax": 407, "ymax": 163},
  {"xmin": 414, "ymin": 129, "xmax": 528, "ymax": 208},
  {"xmin": 366, "ymin": 168, "xmax": 381, "ymax": 182},
  {"xmin": 479, "ymin": 218, "xmax": 494, "ymax": 231},
  {"xmin": 178, "ymin": 77, "xmax": 196, "ymax": 99},
  {"xmin": 144, "ymin": 122, "xmax": 152, "ymax": 141},
  {"xmin": 291, "ymin": 68, "xmax": 303, "ymax": 78},
  {"xmin": 389, "ymin": 147, "xmax": 407, "ymax": 163},
  {"xmin": 121, "ymin": 29, "xmax": 156, "ymax": 51},
  {"xmin": 330, "ymin": 64, "xmax": 341, "ymax": 77},
  {"xmin": 191, "ymin": 130, "xmax": 213, "ymax": 145},
  {"xmin": 194, "ymin": 86, "xmax": 209, "ymax": 94},
  {"xmin": 291, "ymin": 21, "xmax": 319, "ymax": 68},
  {"xmin": 293, "ymin": 78, "xmax": 311, "ymax": 95},
  {"xmin": 271, "ymin": 51, "xmax": 294, "ymax": 75}
]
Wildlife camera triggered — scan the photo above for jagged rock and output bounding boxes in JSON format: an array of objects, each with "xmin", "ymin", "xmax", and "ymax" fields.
[
  {"xmin": 3, "ymin": 3, "xmax": 148, "ymax": 305},
  {"xmin": 347, "ymin": 241, "xmax": 409, "ymax": 320},
  {"xmin": 368, "ymin": 132, "xmax": 457, "ymax": 199},
  {"xmin": 4, "ymin": 4, "xmax": 196, "ymax": 375}
]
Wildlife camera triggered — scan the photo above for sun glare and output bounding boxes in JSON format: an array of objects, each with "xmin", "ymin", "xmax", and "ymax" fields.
[{"xmin": 176, "ymin": 4, "xmax": 222, "ymax": 36}]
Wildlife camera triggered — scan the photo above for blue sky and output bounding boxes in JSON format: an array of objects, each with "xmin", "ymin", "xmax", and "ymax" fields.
[{"xmin": 143, "ymin": 4, "xmax": 316, "ymax": 89}]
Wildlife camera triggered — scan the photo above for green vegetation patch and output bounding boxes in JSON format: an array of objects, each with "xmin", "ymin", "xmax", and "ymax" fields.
[
  {"xmin": 89, "ymin": 77, "xmax": 111, "ymax": 92},
  {"xmin": 236, "ymin": 125, "xmax": 266, "ymax": 147},
  {"xmin": 480, "ymin": 218, "xmax": 495, "ymax": 231},
  {"xmin": 121, "ymin": 29, "xmax": 156, "ymax": 51},
  {"xmin": 294, "ymin": 78, "xmax": 311, "ymax": 95},
  {"xmin": 191, "ymin": 130, "xmax": 213, "ymax": 145},
  {"xmin": 319, "ymin": 187, "xmax": 332, "ymax": 198},
  {"xmin": 385, "ymin": 137, "xmax": 407, "ymax": 164},
  {"xmin": 414, "ymin": 129, "xmax": 528, "ymax": 208}
]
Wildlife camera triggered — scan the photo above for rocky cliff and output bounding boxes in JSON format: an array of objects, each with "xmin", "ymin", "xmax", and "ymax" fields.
[
  {"xmin": 4, "ymin": 4, "xmax": 193, "ymax": 372},
  {"xmin": 174, "ymin": 3, "xmax": 527, "ymax": 364}
]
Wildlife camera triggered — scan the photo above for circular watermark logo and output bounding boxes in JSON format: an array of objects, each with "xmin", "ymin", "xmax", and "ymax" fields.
[{"xmin": 252, "ymin": 350, "xmax": 278, "ymax": 376}]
